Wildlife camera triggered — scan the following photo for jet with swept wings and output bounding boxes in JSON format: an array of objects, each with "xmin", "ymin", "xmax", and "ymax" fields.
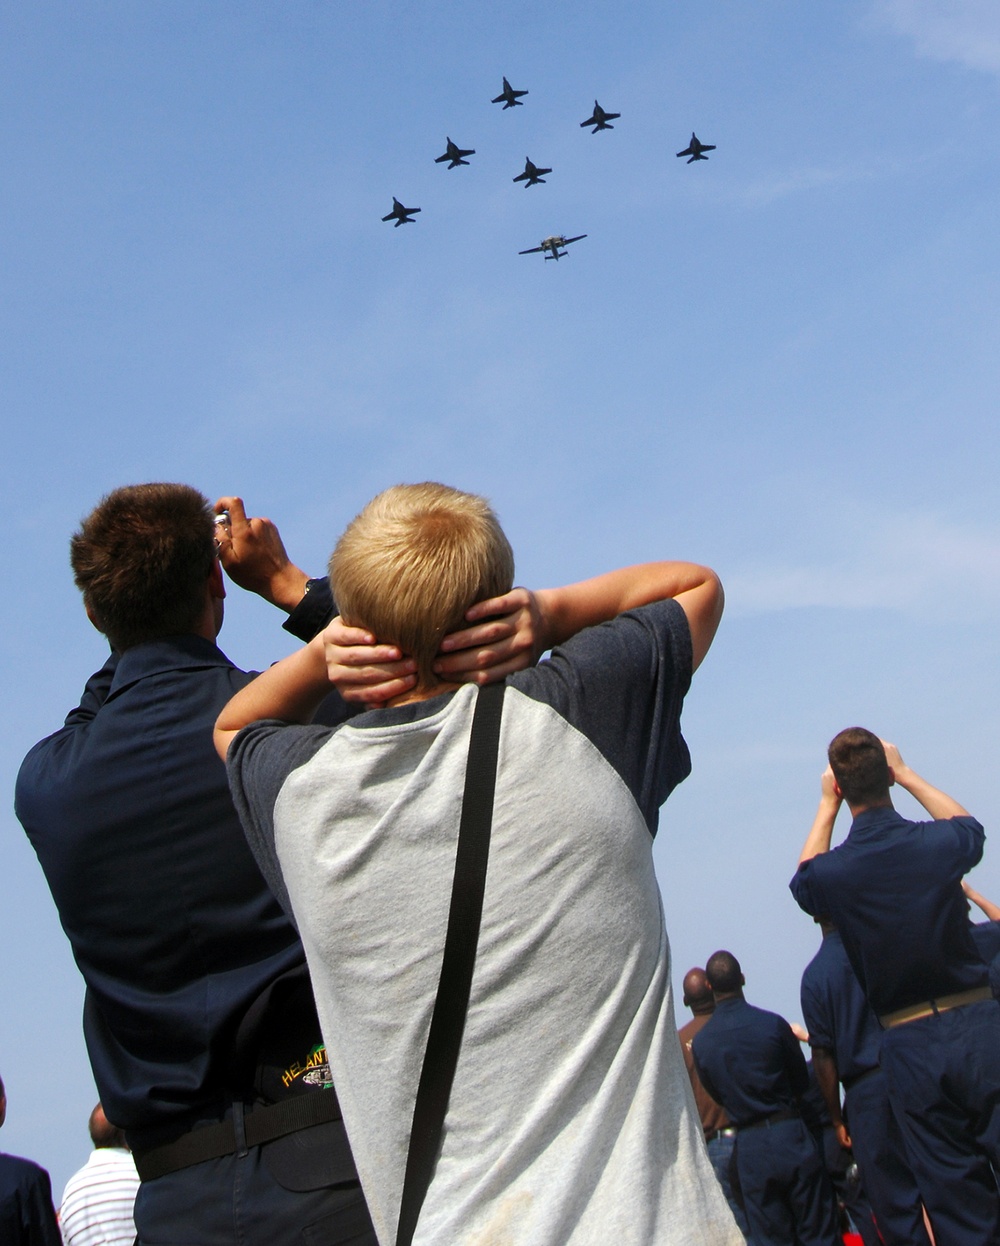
[
  {"xmin": 435, "ymin": 137, "xmax": 476, "ymax": 168},
  {"xmin": 519, "ymin": 234, "xmax": 587, "ymax": 261},
  {"xmin": 676, "ymin": 133, "xmax": 716, "ymax": 162},
  {"xmin": 492, "ymin": 76, "xmax": 528, "ymax": 108},
  {"xmin": 513, "ymin": 157, "xmax": 552, "ymax": 188},
  {"xmin": 381, "ymin": 197, "xmax": 421, "ymax": 227},
  {"xmin": 580, "ymin": 100, "xmax": 620, "ymax": 132}
]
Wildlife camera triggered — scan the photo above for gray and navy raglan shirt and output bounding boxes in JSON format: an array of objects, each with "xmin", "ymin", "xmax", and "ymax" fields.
[{"xmin": 228, "ymin": 599, "xmax": 742, "ymax": 1246}]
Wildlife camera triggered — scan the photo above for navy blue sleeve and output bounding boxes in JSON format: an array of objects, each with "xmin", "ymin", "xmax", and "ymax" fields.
[
  {"xmin": 971, "ymin": 921, "xmax": 1000, "ymax": 964},
  {"xmin": 950, "ymin": 816, "xmax": 986, "ymax": 870},
  {"xmin": 800, "ymin": 964, "xmax": 834, "ymax": 1053},
  {"xmin": 790, "ymin": 858, "xmax": 827, "ymax": 918},
  {"xmin": 283, "ymin": 577, "xmax": 336, "ymax": 641},
  {"xmin": 227, "ymin": 720, "xmax": 339, "ymax": 919},
  {"xmin": 508, "ymin": 598, "xmax": 692, "ymax": 835},
  {"xmin": 780, "ymin": 1018, "xmax": 809, "ymax": 1096}
]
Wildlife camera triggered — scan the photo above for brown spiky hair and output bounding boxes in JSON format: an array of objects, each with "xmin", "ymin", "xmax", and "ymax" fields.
[{"xmin": 70, "ymin": 483, "xmax": 215, "ymax": 650}]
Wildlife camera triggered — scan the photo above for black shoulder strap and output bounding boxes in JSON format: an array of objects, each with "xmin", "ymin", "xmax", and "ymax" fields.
[{"xmin": 395, "ymin": 682, "xmax": 505, "ymax": 1246}]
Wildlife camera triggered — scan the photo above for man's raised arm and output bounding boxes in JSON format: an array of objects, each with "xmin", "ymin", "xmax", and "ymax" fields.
[
  {"xmin": 881, "ymin": 741, "xmax": 970, "ymax": 820},
  {"xmin": 798, "ymin": 767, "xmax": 843, "ymax": 865}
]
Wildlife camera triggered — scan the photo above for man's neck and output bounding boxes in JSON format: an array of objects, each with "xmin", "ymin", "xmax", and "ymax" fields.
[{"xmin": 848, "ymin": 797, "xmax": 895, "ymax": 818}]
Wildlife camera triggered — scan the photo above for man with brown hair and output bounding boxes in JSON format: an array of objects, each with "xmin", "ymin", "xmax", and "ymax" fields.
[
  {"xmin": 791, "ymin": 729, "xmax": 1000, "ymax": 1245},
  {"xmin": 215, "ymin": 482, "xmax": 737, "ymax": 1245},
  {"xmin": 16, "ymin": 483, "xmax": 536, "ymax": 1246}
]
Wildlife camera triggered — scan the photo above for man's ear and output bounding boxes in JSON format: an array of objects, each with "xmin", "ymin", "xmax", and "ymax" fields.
[
  {"xmin": 832, "ymin": 778, "xmax": 844, "ymax": 801},
  {"xmin": 886, "ymin": 767, "xmax": 895, "ymax": 789},
  {"xmin": 208, "ymin": 559, "xmax": 227, "ymax": 600},
  {"xmin": 84, "ymin": 602, "xmax": 105, "ymax": 634}
]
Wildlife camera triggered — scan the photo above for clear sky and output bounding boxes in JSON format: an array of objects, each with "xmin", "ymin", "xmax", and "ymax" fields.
[{"xmin": 3, "ymin": 0, "xmax": 999, "ymax": 1194}]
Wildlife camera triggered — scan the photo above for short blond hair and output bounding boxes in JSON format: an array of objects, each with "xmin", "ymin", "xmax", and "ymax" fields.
[{"xmin": 330, "ymin": 483, "xmax": 515, "ymax": 686}]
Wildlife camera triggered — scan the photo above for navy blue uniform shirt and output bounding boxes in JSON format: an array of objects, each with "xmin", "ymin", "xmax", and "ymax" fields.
[
  {"xmin": 691, "ymin": 997, "xmax": 809, "ymax": 1126},
  {"xmin": 0, "ymin": 1154, "xmax": 60, "ymax": 1246},
  {"xmin": 14, "ymin": 586, "xmax": 347, "ymax": 1144},
  {"xmin": 800, "ymin": 930, "xmax": 881, "ymax": 1085},
  {"xmin": 790, "ymin": 807, "xmax": 986, "ymax": 1017}
]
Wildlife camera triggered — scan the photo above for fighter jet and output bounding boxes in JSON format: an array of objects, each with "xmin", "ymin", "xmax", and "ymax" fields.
[
  {"xmin": 381, "ymin": 197, "xmax": 421, "ymax": 227},
  {"xmin": 676, "ymin": 133, "xmax": 716, "ymax": 162},
  {"xmin": 580, "ymin": 100, "xmax": 620, "ymax": 132},
  {"xmin": 519, "ymin": 234, "xmax": 587, "ymax": 261},
  {"xmin": 513, "ymin": 157, "xmax": 552, "ymax": 188},
  {"xmin": 435, "ymin": 137, "xmax": 475, "ymax": 168},
  {"xmin": 492, "ymin": 76, "xmax": 528, "ymax": 109}
]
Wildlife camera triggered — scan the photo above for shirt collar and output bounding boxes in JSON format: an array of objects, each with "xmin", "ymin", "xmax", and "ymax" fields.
[
  {"xmin": 112, "ymin": 634, "xmax": 236, "ymax": 686},
  {"xmin": 848, "ymin": 805, "xmax": 906, "ymax": 837}
]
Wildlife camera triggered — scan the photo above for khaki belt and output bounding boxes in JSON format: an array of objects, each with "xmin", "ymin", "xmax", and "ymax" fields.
[{"xmin": 879, "ymin": 985, "xmax": 993, "ymax": 1029}]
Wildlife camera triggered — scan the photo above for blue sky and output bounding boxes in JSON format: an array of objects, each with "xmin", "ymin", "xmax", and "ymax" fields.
[{"xmin": 2, "ymin": 0, "xmax": 999, "ymax": 1193}]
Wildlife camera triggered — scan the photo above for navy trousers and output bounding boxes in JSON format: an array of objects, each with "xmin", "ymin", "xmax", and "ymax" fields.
[
  {"xmin": 706, "ymin": 1131, "xmax": 751, "ymax": 1241},
  {"xmin": 882, "ymin": 1000, "xmax": 1000, "ymax": 1246},
  {"xmin": 844, "ymin": 1068, "xmax": 930, "ymax": 1246},
  {"xmin": 134, "ymin": 1119, "xmax": 377, "ymax": 1246},
  {"xmin": 735, "ymin": 1117, "xmax": 840, "ymax": 1246}
]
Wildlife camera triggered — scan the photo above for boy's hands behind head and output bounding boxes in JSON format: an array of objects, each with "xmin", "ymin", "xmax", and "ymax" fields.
[
  {"xmin": 322, "ymin": 619, "xmax": 417, "ymax": 704},
  {"xmin": 435, "ymin": 588, "xmax": 548, "ymax": 684},
  {"xmin": 325, "ymin": 588, "xmax": 546, "ymax": 705}
]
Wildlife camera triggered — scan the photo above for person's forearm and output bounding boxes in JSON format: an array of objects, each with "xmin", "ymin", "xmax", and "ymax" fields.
[
  {"xmin": 535, "ymin": 561, "xmax": 723, "ymax": 668},
  {"xmin": 214, "ymin": 635, "xmax": 330, "ymax": 759},
  {"xmin": 963, "ymin": 881, "xmax": 1000, "ymax": 922},
  {"xmin": 892, "ymin": 765, "xmax": 969, "ymax": 820},
  {"xmin": 799, "ymin": 794, "xmax": 841, "ymax": 865},
  {"xmin": 812, "ymin": 1048, "xmax": 844, "ymax": 1128}
]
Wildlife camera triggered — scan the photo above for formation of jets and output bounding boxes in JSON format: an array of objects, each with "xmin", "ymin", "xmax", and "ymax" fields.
[
  {"xmin": 519, "ymin": 234, "xmax": 587, "ymax": 262},
  {"xmin": 381, "ymin": 76, "xmax": 716, "ymax": 261},
  {"xmin": 676, "ymin": 132, "xmax": 716, "ymax": 163}
]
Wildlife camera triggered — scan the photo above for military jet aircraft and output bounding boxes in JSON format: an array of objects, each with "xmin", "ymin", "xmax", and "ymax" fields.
[
  {"xmin": 381, "ymin": 197, "xmax": 421, "ymax": 227},
  {"xmin": 519, "ymin": 234, "xmax": 587, "ymax": 261},
  {"xmin": 492, "ymin": 76, "xmax": 528, "ymax": 108},
  {"xmin": 676, "ymin": 133, "xmax": 716, "ymax": 162},
  {"xmin": 580, "ymin": 100, "xmax": 620, "ymax": 132},
  {"xmin": 435, "ymin": 137, "xmax": 475, "ymax": 168},
  {"xmin": 513, "ymin": 157, "xmax": 552, "ymax": 188}
]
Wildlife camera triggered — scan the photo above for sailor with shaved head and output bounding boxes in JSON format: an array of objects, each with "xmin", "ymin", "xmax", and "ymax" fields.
[
  {"xmin": 678, "ymin": 968, "xmax": 750, "ymax": 1239},
  {"xmin": 692, "ymin": 951, "xmax": 840, "ymax": 1246}
]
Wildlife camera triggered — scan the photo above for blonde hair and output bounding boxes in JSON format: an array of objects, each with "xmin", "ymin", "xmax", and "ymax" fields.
[{"xmin": 330, "ymin": 483, "xmax": 515, "ymax": 687}]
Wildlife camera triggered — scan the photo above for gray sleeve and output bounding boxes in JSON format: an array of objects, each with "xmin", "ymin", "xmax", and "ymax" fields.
[
  {"xmin": 226, "ymin": 721, "xmax": 337, "ymax": 920},
  {"xmin": 508, "ymin": 598, "xmax": 693, "ymax": 835}
]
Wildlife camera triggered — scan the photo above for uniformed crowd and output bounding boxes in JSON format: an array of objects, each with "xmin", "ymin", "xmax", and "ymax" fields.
[
  {"xmin": 679, "ymin": 728, "xmax": 1000, "ymax": 1246},
  {"xmin": 9, "ymin": 481, "xmax": 1000, "ymax": 1246}
]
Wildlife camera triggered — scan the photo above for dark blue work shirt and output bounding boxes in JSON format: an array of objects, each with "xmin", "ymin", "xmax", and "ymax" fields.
[
  {"xmin": 800, "ymin": 930, "xmax": 881, "ymax": 1085},
  {"xmin": 691, "ymin": 996, "xmax": 809, "ymax": 1126},
  {"xmin": 790, "ymin": 807, "xmax": 986, "ymax": 1017},
  {"xmin": 15, "ymin": 588, "xmax": 346, "ymax": 1143},
  {"xmin": 0, "ymin": 1153, "xmax": 60, "ymax": 1246}
]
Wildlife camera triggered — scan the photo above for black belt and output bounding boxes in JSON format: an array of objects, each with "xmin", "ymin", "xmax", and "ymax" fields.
[
  {"xmin": 842, "ymin": 1066, "xmax": 879, "ymax": 1093},
  {"xmin": 131, "ymin": 1093, "xmax": 343, "ymax": 1182},
  {"xmin": 738, "ymin": 1108, "xmax": 799, "ymax": 1131}
]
